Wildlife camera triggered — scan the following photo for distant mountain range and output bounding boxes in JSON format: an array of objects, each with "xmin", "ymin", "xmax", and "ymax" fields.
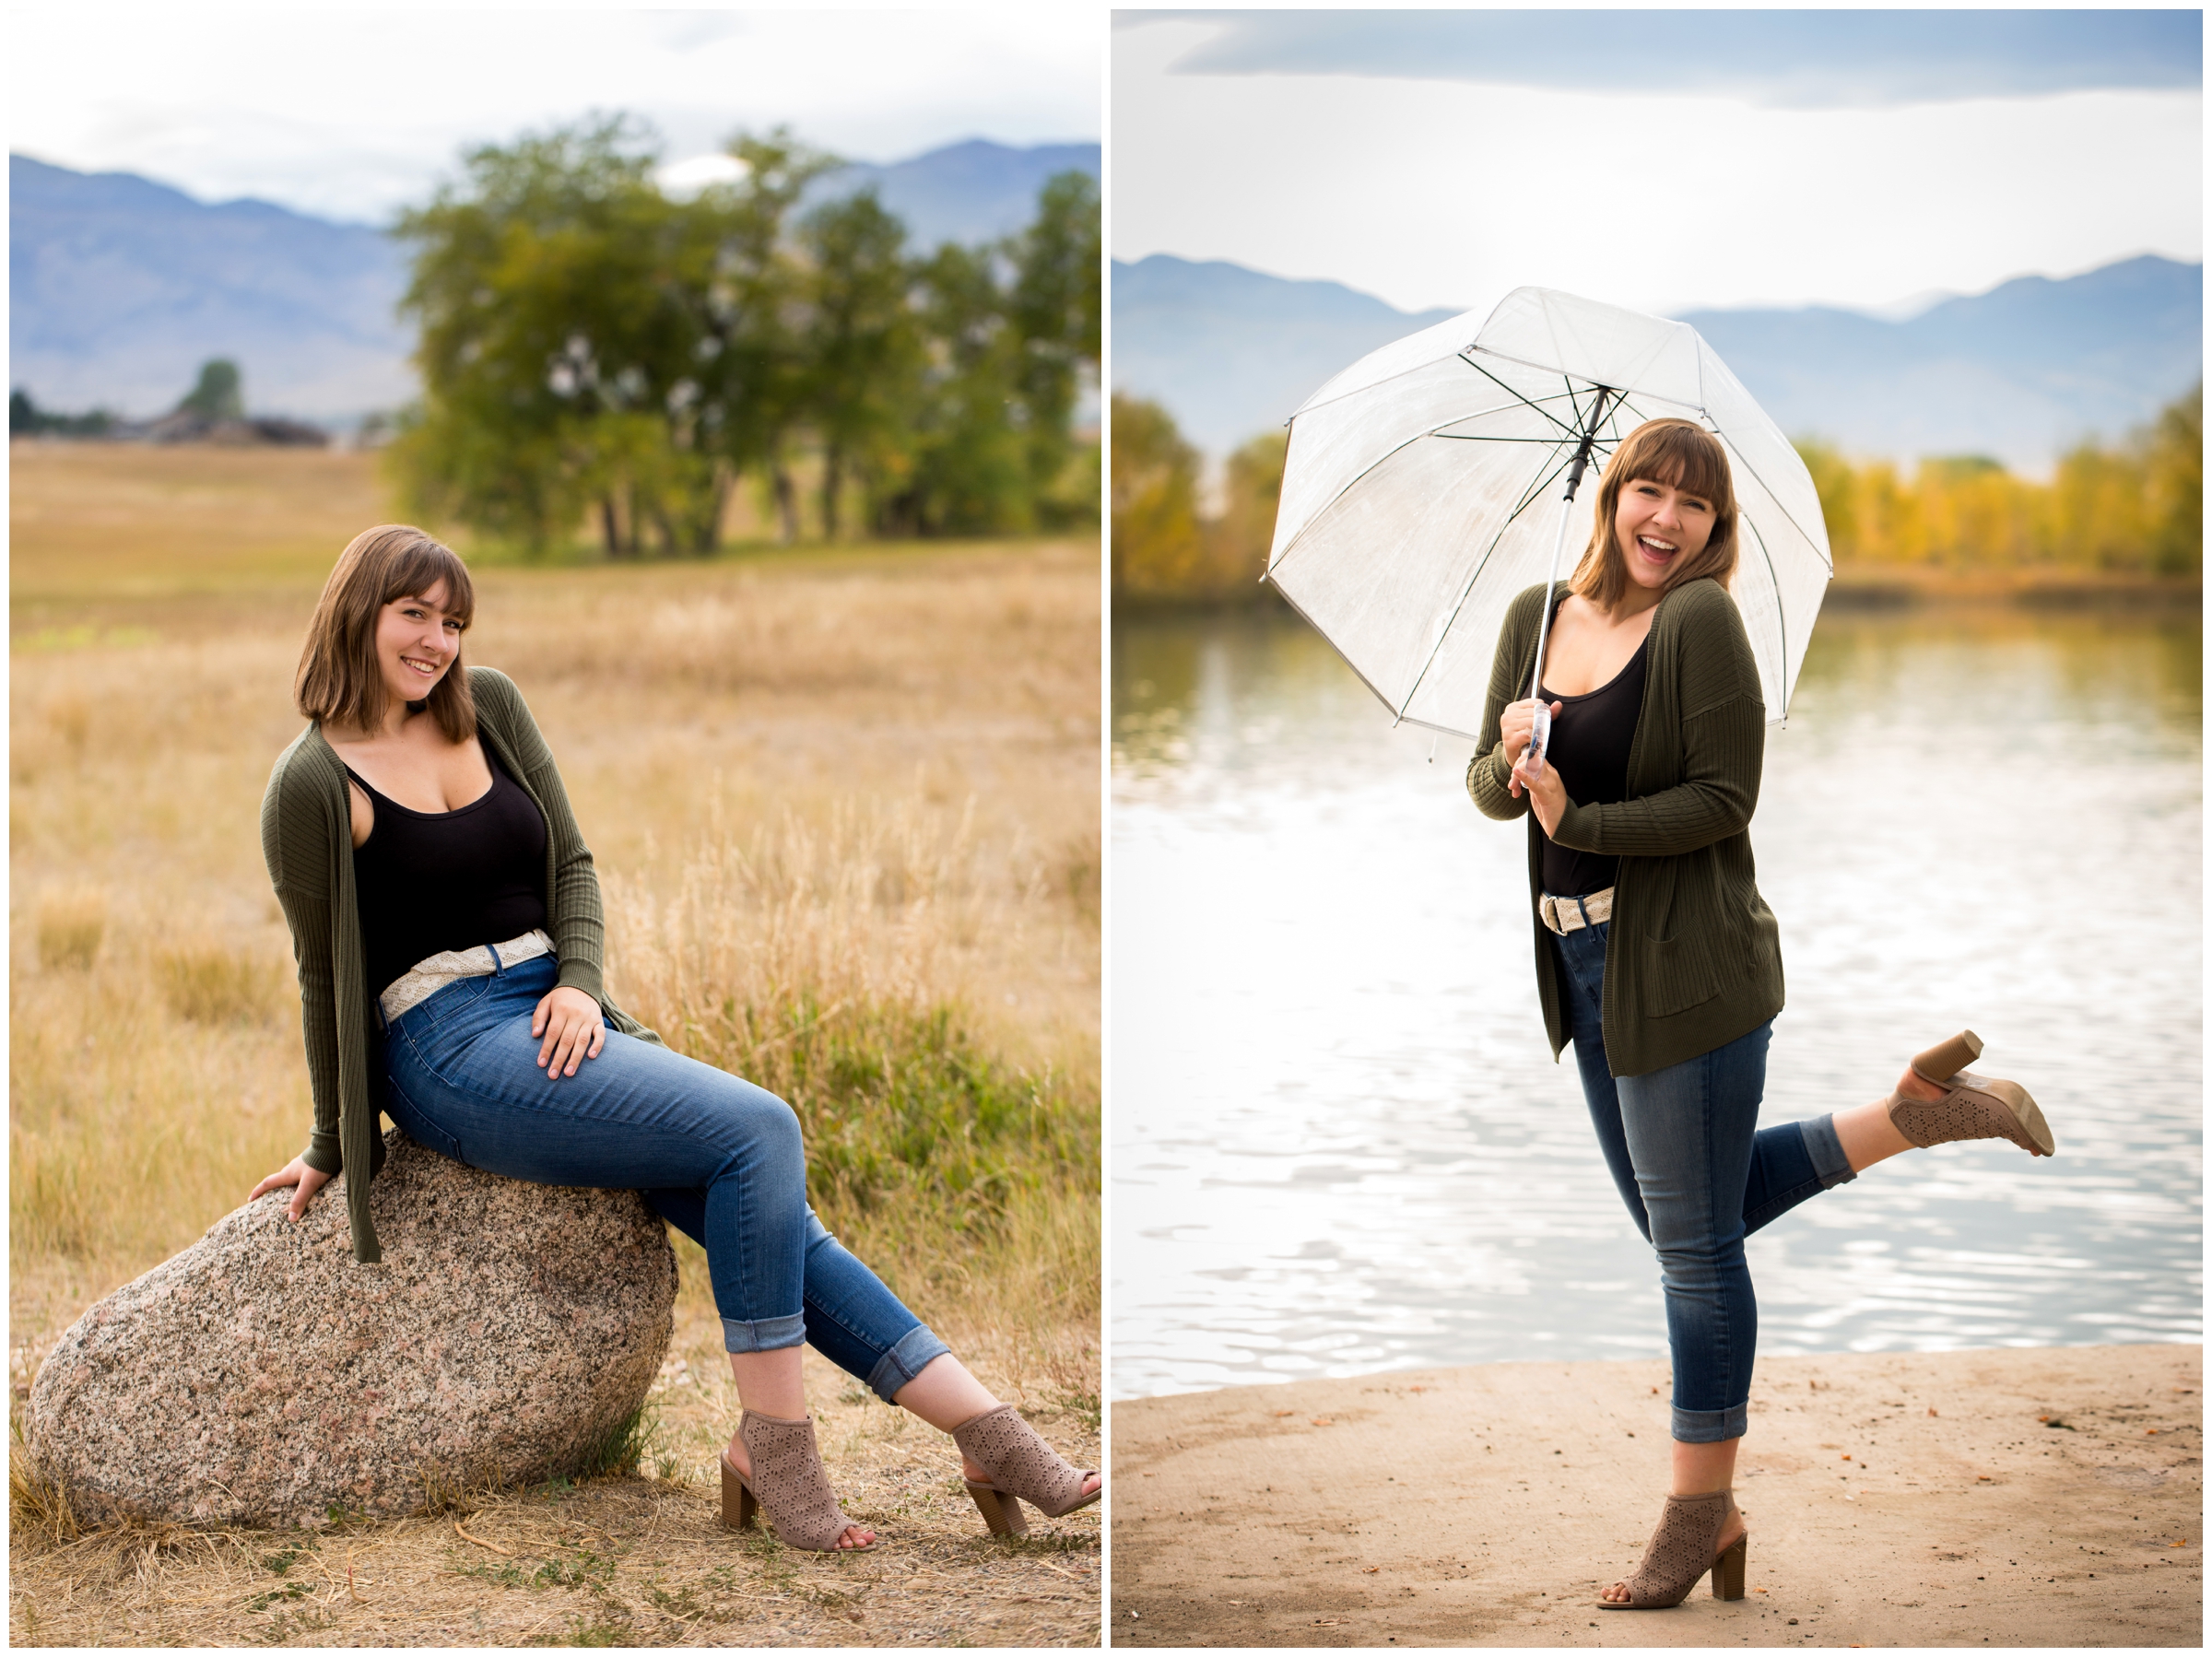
[
  {"xmin": 11, "ymin": 154, "xmax": 414, "ymax": 421},
  {"xmin": 1112, "ymin": 253, "xmax": 2203, "ymax": 474},
  {"xmin": 815, "ymin": 139, "xmax": 1099, "ymax": 251},
  {"xmin": 9, "ymin": 140, "xmax": 1100, "ymax": 422}
]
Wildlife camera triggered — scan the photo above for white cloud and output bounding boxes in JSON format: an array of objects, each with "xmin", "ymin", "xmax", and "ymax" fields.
[
  {"xmin": 1112, "ymin": 17, "xmax": 2203, "ymax": 316},
  {"xmin": 11, "ymin": 6, "xmax": 1101, "ymax": 222}
]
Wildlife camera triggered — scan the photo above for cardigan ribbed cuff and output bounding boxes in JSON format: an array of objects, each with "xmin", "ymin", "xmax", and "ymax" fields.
[
  {"xmin": 556, "ymin": 957, "xmax": 606, "ymax": 1006},
  {"xmin": 302, "ymin": 1130, "xmax": 342, "ymax": 1177}
]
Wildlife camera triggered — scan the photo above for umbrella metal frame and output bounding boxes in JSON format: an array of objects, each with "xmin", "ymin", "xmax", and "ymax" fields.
[{"xmin": 1524, "ymin": 384, "xmax": 1613, "ymax": 772}]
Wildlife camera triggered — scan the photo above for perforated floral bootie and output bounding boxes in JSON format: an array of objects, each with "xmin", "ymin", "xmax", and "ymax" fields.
[
  {"xmin": 1598, "ymin": 1489, "xmax": 1746, "ymax": 1609},
  {"xmin": 720, "ymin": 1411, "xmax": 874, "ymax": 1551},
  {"xmin": 950, "ymin": 1404, "xmax": 1101, "ymax": 1535},
  {"xmin": 1886, "ymin": 1030, "xmax": 2054, "ymax": 1157}
]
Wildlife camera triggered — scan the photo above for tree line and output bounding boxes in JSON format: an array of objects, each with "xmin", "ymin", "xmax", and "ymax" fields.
[
  {"xmin": 394, "ymin": 121, "xmax": 1100, "ymax": 558},
  {"xmin": 1110, "ymin": 394, "xmax": 1284, "ymax": 605},
  {"xmin": 1796, "ymin": 382, "xmax": 2200, "ymax": 576},
  {"xmin": 1112, "ymin": 382, "xmax": 2201, "ymax": 607}
]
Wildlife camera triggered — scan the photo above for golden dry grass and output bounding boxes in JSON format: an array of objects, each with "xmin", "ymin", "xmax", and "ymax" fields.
[{"xmin": 9, "ymin": 441, "xmax": 1101, "ymax": 1644}]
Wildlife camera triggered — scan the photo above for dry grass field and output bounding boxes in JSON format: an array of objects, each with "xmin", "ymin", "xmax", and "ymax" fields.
[{"xmin": 9, "ymin": 441, "xmax": 1102, "ymax": 1645}]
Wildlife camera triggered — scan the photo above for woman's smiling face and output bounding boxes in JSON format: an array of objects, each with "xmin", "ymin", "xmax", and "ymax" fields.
[
  {"xmin": 374, "ymin": 580, "xmax": 464, "ymax": 706},
  {"xmin": 1613, "ymin": 475, "xmax": 1717, "ymax": 594}
]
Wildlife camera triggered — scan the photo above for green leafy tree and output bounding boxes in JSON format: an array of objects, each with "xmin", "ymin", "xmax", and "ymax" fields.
[
  {"xmin": 178, "ymin": 359, "xmax": 244, "ymax": 421},
  {"xmin": 388, "ymin": 114, "xmax": 1093, "ymax": 556},
  {"xmin": 684, "ymin": 129, "xmax": 840, "ymax": 546},
  {"xmin": 875, "ymin": 241, "xmax": 1032, "ymax": 536},
  {"xmin": 394, "ymin": 119, "xmax": 680, "ymax": 555},
  {"xmin": 1005, "ymin": 171, "xmax": 1101, "ymax": 524},
  {"xmin": 394, "ymin": 120, "xmax": 834, "ymax": 557},
  {"xmin": 796, "ymin": 188, "xmax": 921, "ymax": 540}
]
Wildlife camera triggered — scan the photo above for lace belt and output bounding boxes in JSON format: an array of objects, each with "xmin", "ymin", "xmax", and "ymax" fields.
[
  {"xmin": 379, "ymin": 928, "xmax": 554, "ymax": 1024},
  {"xmin": 1538, "ymin": 887, "xmax": 1614, "ymax": 935}
]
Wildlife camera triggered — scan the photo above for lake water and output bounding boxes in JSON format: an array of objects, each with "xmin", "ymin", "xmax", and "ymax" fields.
[{"xmin": 1111, "ymin": 600, "xmax": 2202, "ymax": 1399}]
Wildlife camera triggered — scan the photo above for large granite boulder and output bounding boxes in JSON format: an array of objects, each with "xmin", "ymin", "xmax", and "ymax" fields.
[{"xmin": 28, "ymin": 1129, "xmax": 677, "ymax": 1528}]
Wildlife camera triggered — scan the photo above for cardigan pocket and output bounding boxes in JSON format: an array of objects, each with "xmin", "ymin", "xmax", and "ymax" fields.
[
  {"xmin": 1635, "ymin": 862, "xmax": 1721, "ymax": 1017},
  {"xmin": 1641, "ymin": 932, "xmax": 1721, "ymax": 1017}
]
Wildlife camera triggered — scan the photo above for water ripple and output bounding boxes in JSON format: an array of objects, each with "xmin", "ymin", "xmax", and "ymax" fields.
[{"xmin": 1112, "ymin": 607, "xmax": 2201, "ymax": 1399}]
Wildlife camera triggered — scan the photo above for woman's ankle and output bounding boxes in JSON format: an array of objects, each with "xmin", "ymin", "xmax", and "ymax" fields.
[{"xmin": 1895, "ymin": 1066, "xmax": 1947, "ymax": 1103}]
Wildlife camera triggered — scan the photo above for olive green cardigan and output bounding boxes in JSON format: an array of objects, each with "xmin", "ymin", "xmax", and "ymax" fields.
[
  {"xmin": 1466, "ymin": 577, "xmax": 1783, "ymax": 1077},
  {"xmin": 261, "ymin": 666, "xmax": 662, "ymax": 1263}
]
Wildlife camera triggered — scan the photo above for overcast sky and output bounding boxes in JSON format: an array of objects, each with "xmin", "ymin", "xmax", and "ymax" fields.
[
  {"xmin": 1112, "ymin": 9, "xmax": 2203, "ymax": 317},
  {"xmin": 11, "ymin": 5, "xmax": 1101, "ymax": 224}
]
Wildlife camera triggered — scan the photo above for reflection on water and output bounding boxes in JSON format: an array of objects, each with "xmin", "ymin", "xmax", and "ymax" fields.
[{"xmin": 1112, "ymin": 601, "xmax": 2201, "ymax": 1399}]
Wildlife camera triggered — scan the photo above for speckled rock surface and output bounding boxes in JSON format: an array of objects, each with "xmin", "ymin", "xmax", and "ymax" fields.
[{"xmin": 28, "ymin": 1129, "xmax": 676, "ymax": 1528}]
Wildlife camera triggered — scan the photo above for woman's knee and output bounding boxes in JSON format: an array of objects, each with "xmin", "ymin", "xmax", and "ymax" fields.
[
  {"xmin": 741, "ymin": 1085, "xmax": 805, "ymax": 1169},
  {"xmin": 684, "ymin": 1065, "xmax": 804, "ymax": 1160},
  {"xmin": 1651, "ymin": 1232, "xmax": 1748, "ymax": 1284}
]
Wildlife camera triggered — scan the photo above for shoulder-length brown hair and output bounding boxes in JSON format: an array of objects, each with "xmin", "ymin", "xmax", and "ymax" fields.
[
  {"xmin": 1569, "ymin": 417, "xmax": 1739, "ymax": 608},
  {"xmin": 295, "ymin": 525, "xmax": 477, "ymax": 741}
]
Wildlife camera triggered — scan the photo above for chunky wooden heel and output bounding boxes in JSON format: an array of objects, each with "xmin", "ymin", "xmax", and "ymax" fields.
[
  {"xmin": 1889, "ymin": 1029, "xmax": 2055, "ymax": 1158},
  {"xmin": 1911, "ymin": 1029, "xmax": 1983, "ymax": 1085},
  {"xmin": 721, "ymin": 1451, "xmax": 762, "ymax": 1531},
  {"xmin": 964, "ymin": 1479, "xmax": 1030, "ymax": 1535},
  {"xmin": 719, "ymin": 1453, "xmax": 760, "ymax": 1531},
  {"xmin": 1712, "ymin": 1533, "xmax": 1747, "ymax": 1600}
]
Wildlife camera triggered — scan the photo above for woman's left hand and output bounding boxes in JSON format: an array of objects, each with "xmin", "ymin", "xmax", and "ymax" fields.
[
  {"xmin": 532, "ymin": 985, "xmax": 606, "ymax": 1080},
  {"xmin": 1513, "ymin": 749, "xmax": 1569, "ymax": 838}
]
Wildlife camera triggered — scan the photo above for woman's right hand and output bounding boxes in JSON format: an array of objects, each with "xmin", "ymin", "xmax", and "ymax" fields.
[
  {"xmin": 1499, "ymin": 698, "xmax": 1563, "ymax": 793},
  {"xmin": 250, "ymin": 1156, "xmax": 333, "ymax": 1222}
]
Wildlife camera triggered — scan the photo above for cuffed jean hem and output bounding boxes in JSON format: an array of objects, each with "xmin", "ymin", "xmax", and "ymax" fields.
[
  {"xmin": 722, "ymin": 1312, "xmax": 807, "ymax": 1354},
  {"xmin": 1799, "ymin": 1113, "xmax": 1858, "ymax": 1189},
  {"xmin": 1672, "ymin": 1402, "xmax": 1749, "ymax": 1443},
  {"xmin": 864, "ymin": 1323, "xmax": 951, "ymax": 1404}
]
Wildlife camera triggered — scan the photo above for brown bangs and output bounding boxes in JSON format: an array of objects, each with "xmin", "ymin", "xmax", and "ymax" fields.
[
  {"xmin": 295, "ymin": 525, "xmax": 478, "ymax": 743},
  {"xmin": 1625, "ymin": 420, "xmax": 1731, "ymax": 511},
  {"xmin": 1568, "ymin": 417, "xmax": 1740, "ymax": 609},
  {"xmin": 378, "ymin": 536, "xmax": 477, "ymax": 629}
]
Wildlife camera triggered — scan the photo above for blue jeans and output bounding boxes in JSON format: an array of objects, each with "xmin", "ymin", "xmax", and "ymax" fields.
[
  {"xmin": 1552, "ymin": 921, "xmax": 1855, "ymax": 1442},
  {"xmin": 380, "ymin": 951, "xmax": 948, "ymax": 1402}
]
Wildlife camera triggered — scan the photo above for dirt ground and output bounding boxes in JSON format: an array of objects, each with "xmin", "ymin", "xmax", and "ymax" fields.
[
  {"xmin": 1111, "ymin": 1344, "xmax": 2199, "ymax": 1647},
  {"xmin": 11, "ymin": 1299, "xmax": 1100, "ymax": 1647}
]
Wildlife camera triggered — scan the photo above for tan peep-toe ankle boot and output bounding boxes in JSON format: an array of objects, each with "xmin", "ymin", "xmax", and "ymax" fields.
[
  {"xmin": 1597, "ymin": 1489, "xmax": 1747, "ymax": 1609},
  {"xmin": 1887, "ymin": 1030, "xmax": 2054, "ymax": 1157},
  {"xmin": 950, "ymin": 1404, "xmax": 1102, "ymax": 1535},
  {"xmin": 720, "ymin": 1411, "xmax": 874, "ymax": 1552}
]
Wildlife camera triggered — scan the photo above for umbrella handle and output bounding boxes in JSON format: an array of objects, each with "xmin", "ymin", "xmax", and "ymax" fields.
[{"xmin": 1524, "ymin": 488, "xmax": 1579, "ymax": 764}]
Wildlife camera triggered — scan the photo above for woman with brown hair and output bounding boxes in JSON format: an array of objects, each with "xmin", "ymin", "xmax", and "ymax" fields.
[
  {"xmin": 1467, "ymin": 418, "xmax": 2053, "ymax": 1609},
  {"xmin": 253, "ymin": 524, "xmax": 1099, "ymax": 1551}
]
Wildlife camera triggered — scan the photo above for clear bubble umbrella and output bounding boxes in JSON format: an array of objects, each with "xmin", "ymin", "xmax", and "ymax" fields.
[{"xmin": 1264, "ymin": 287, "xmax": 1833, "ymax": 746}]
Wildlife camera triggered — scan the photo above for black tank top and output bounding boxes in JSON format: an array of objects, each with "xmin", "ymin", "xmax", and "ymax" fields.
[
  {"xmin": 347, "ymin": 747, "xmax": 549, "ymax": 996},
  {"xmin": 1538, "ymin": 617, "xmax": 1650, "ymax": 899}
]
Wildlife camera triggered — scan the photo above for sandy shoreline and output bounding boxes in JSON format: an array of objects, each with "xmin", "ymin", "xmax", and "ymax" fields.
[{"xmin": 1111, "ymin": 1344, "xmax": 2200, "ymax": 1647}]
